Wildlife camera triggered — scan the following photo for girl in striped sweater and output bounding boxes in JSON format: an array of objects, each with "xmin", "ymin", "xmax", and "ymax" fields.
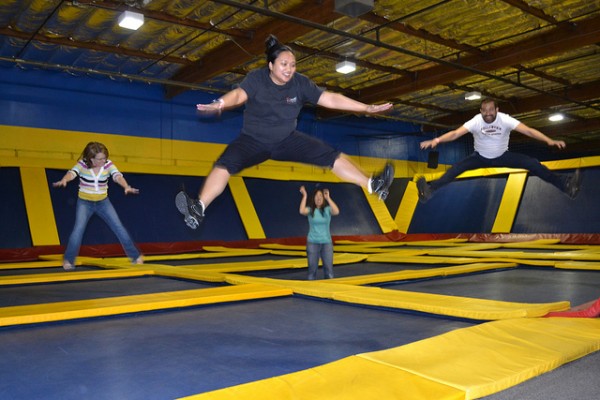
[{"xmin": 53, "ymin": 142, "xmax": 143, "ymax": 270}]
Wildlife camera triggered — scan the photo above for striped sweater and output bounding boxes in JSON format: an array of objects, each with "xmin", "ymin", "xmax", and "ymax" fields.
[{"xmin": 69, "ymin": 159, "xmax": 123, "ymax": 201}]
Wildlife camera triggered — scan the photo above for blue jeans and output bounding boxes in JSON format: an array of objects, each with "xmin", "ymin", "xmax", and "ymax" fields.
[
  {"xmin": 63, "ymin": 197, "xmax": 140, "ymax": 265},
  {"xmin": 430, "ymin": 151, "xmax": 567, "ymax": 192},
  {"xmin": 306, "ymin": 242, "xmax": 334, "ymax": 280}
]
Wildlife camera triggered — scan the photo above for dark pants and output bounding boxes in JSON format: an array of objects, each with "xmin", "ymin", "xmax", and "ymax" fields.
[
  {"xmin": 430, "ymin": 151, "xmax": 568, "ymax": 193},
  {"xmin": 216, "ymin": 131, "xmax": 341, "ymax": 175}
]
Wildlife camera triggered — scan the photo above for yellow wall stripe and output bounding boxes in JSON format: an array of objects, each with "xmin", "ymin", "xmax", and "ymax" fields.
[
  {"xmin": 395, "ymin": 180, "xmax": 419, "ymax": 233},
  {"xmin": 364, "ymin": 190, "xmax": 398, "ymax": 233},
  {"xmin": 492, "ymin": 172, "xmax": 527, "ymax": 233},
  {"xmin": 228, "ymin": 177, "xmax": 266, "ymax": 239},
  {"xmin": 19, "ymin": 167, "xmax": 61, "ymax": 246}
]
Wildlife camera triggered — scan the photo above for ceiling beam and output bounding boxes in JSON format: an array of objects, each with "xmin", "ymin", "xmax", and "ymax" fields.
[
  {"xmin": 432, "ymin": 78, "xmax": 600, "ymax": 127},
  {"xmin": 166, "ymin": 0, "xmax": 339, "ymax": 97},
  {"xmin": 356, "ymin": 15, "xmax": 600, "ymax": 103},
  {"xmin": 499, "ymin": 0, "xmax": 559, "ymax": 25},
  {"xmin": 76, "ymin": 0, "xmax": 252, "ymax": 39},
  {"xmin": 0, "ymin": 27, "xmax": 192, "ymax": 65}
]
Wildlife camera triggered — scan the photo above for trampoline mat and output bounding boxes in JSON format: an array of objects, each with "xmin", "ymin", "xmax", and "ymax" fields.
[
  {"xmin": 0, "ymin": 276, "xmax": 221, "ymax": 307},
  {"xmin": 239, "ymin": 261, "xmax": 458, "ymax": 280},
  {"xmin": 0, "ymin": 296, "xmax": 473, "ymax": 400},
  {"xmin": 380, "ymin": 268, "xmax": 600, "ymax": 306}
]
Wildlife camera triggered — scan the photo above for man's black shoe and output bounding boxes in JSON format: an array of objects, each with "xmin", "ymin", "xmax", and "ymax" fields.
[
  {"xmin": 176, "ymin": 191, "xmax": 205, "ymax": 229},
  {"xmin": 416, "ymin": 177, "xmax": 432, "ymax": 204},
  {"xmin": 370, "ymin": 162, "xmax": 394, "ymax": 200},
  {"xmin": 565, "ymin": 169, "xmax": 582, "ymax": 200}
]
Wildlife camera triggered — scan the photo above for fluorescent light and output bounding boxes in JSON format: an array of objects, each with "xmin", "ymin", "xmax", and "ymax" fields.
[
  {"xmin": 118, "ymin": 11, "xmax": 144, "ymax": 30},
  {"xmin": 334, "ymin": 0, "xmax": 374, "ymax": 17},
  {"xmin": 549, "ymin": 113, "xmax": 564, "ymax": 122},
  {"xmin": 336, "ymin": 60, "xmax": 356, "ymax": 74},
  {"xmin": 464, "ymin": 91, "xmax": 482, "ymax": 101}
]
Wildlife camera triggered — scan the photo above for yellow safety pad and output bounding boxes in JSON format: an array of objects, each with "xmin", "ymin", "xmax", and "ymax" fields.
[
  {"xmin": 334, "ymin": 245, "xmax": 428, "ymax": 254},
  {"xmin": 223, "ymin": 274, "xmax": 566, "ymax": 320},
  {"xmin": 0, "ymin": 284, "xmax": 292, "ymax": 327},
  {"xmin": 334, "ymin": 240, "xmax": 408, "ymax": 246},
  {"xmin": 269, "ymin": 250, "xmax": 307, "ymax": 257},
  {"xmin": 172, "ymin": 248, "xmax": 272, "ymax": 256},
  {"xmin": 179, "ymin": 253, "xmax": 366, "ymax": 273},
  {"xmin": 360, "ymin": 318, "xmax": 600, "ymax": 399},
  {"xmin": 0, "ymin": 268, "xmax": 154, "ymax": 286},
  {"xmin": 143, "ymin": 265, "xmax": 230, "ymax": 283},
  {"xmin": 179, "ymin": 354, "xmax": 465, "ymax": 400},
  {"xmin": 181, "ymin": 319, "xmax": 600, "ymax": 400},
  {"xmin": 0, "ymin": 260, "xmax": 61, "ymax": 270},
  {"xmin": 555, "ymin": 261, "xmax": 600, "ymax": 271},
  {"xmin": 333, "ymin": 287, "xmax": 569, "ymax": 320},
  {"xmin": 427, "ymin": 249, "xmax": 600, "ymax": 261},
  {"xmin": 329, "ymin": 262, "xmax": 517, "ymax": 285},
  {"xmin": 367, "ymin": 254, "xmax": 499, "ymax": 264},
  {"xmin": 258, "ymin": 243, "xmax": 306, "ymax": 251}
]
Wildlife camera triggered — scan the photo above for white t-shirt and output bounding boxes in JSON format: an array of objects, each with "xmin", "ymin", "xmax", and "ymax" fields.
[{"xmin": 463, "ymin": 112, "xmax": 520, "ymax": 159}]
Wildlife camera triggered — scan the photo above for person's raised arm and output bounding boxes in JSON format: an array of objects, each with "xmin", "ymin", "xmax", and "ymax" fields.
[
  {"xmin": 299, "ymin": 186, "xmax": 309, "ymax": 216},
  {"xmin": 196, "ymin": 87, "xmax": 248, "ymax": 114},
  {"xmin": 420, "ymin": 126, "xmax": 469, "ymax": 150},
  {"xmin": 323, "ymin": 189, "xmax": 339, "ymax": 216},
  {"xmin": 317, "ymin": 91, "xmax": 392, "ymax": 114},
  {"xmin": 514, "ymin": 123, "xmax": 566, "ymax": 149}
]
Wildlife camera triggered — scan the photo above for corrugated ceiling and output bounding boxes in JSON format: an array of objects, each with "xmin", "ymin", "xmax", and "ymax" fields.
[{"xmin": 1, "ymin": 0, "xmax": 599, "ymax": 154}]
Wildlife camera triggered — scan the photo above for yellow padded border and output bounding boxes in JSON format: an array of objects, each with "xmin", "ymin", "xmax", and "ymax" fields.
[
  {"xmin": 223, "ymin": 275, "xmax": 568, "ymax": 320},
  {"xmin": 427, "ymin": 248, "xmax": 600, "ymax": 261},
  {"xmin": 360, "ymin": 318, "xmax": 600, "ymax": 399},
  {"xmin": 0, "ymin": 284, "xmax": 292, "ymax": 327},
  {"xmin": 555, "ymin": 261, "xmax": 600, "ymax": 271},
  {"xmin": 180, "ymin": 318, "xmax": 600, "ymax": 400},
  {"xmin": 0, "ymin": 268, "xmax": 154, "ymax": 286},
  {"xmin": 0, "ymin": 260, "xmax": 62, "ymax": 270},
  {"xmin": 179, "ymin": 355, "xmax": 465, "ymax": 400},
  {"xmin": 176, "ymin": 253, "xmax": 367, "ymax": 273},
  {"xmin": 329, "ymin": 262, "xmax": 518, "ymax": 285}
]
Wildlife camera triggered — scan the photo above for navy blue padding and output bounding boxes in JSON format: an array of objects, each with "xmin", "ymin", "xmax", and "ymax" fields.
[
  {"xmin": 245, "ymin": 179, "xmax": 381, "ymax": 239},
  {"xmin": 513, "ymin": 168, "xmax": 599, "ymax": 233},
  {"xmin": 47, "ymin": 169, "xmax": 247, "ymax": 244},
  {"xmin": 409, "ymin": 176, "xmax": 506, "ymax": 233},
  {"xmin": 0, "ymin": 167, "xmax": 32, "ymax": 249}
]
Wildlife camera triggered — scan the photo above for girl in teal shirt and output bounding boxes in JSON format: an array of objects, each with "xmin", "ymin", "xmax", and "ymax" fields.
[{"xmin": 299, "ymin": 186, "xmax": 340, "ymax": 279}]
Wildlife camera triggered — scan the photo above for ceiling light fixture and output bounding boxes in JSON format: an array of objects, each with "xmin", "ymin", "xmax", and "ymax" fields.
[
  {"xmin": 464, "ymin": 91, "xmax": 482, "ymax": 101},
  {"xmin": 336, "ymin": 60, "xmax": 356, "ymax": 74},
  {"xmin": 334, "ymin": 0, "xmax": 374, "ymax": 18},
  {"xmin": 118, "ymin": 10, "xmax": 144, "ymax": 30},
  {"xmin": 549, "ymin": 113, "xmax": 564, "ymax": 122}
]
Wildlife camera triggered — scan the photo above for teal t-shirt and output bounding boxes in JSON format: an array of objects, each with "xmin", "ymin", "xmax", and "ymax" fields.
[{"xmin": 306, "ymin": 206, "xmax": 332, "ymax": 244}]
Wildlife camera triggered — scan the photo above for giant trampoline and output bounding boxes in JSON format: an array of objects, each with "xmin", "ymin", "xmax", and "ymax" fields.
[
  {"xmin": 1, "ymin": 143, "xmax": 600, "ymax": 399},
  {"xmin": 1, "ymin": 239, "xmax": 600, "ymax": 400}
]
